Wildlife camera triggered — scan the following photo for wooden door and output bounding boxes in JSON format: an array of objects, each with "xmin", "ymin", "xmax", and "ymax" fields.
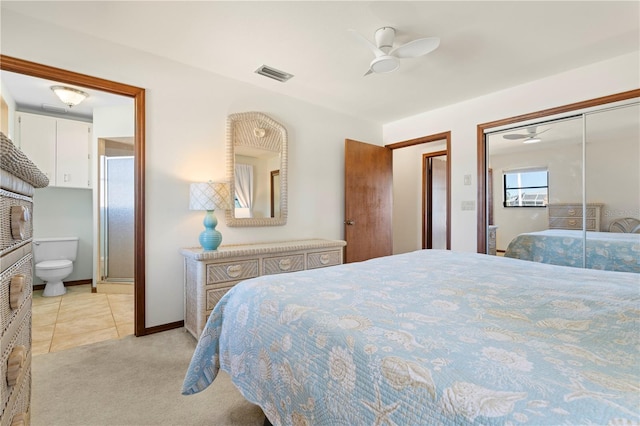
[{"xmin": 344, "ymin": 139, "xmax": 393, "ymax": 263}]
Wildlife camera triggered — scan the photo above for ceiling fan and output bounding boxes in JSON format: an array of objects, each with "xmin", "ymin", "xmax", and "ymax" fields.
[
  {"xmin": 503, "ymin": 126, "xmax": 550, "ymax": 144},
  {"xmin": 349, "ymin": 27, "xmax": 440, "ymax": 76}
]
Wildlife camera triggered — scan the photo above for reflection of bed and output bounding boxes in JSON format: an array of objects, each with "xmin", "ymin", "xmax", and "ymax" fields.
[
  {"xmin": 504, "ymin": 229, "xmax": 640, "ymax": 273},
  {"xmin": 182, "ymin": 250, "xmax": 639, "ymax": 425}
]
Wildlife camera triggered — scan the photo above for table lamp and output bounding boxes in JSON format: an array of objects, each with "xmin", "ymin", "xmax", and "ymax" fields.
[{"xmin": 189, "ymin": 181, "xmax": 231, "ymax": 250}]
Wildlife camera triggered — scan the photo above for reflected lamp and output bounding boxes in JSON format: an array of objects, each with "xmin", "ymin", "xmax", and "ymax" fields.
[{"xmin": 189, "ymin": 181, "xmax": 231, "ymax": 251}]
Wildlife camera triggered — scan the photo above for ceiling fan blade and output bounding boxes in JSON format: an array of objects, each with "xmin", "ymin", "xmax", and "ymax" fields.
[
  {"xmin": 390, "ymin": 36, "xmax": 440, "ymax": 59},
  {"xmin": 364, "ymin": 68, "xmax": 373, "ymax": 77},
  {"xmin": 531, "ymin": 128, "xmax": 550, "ymax": 137},
  {"xmin": 348, "ymin": 29, "xmax": 385, "ymax": 57},
  {"xmin": 503, "ymin": 134, "xmax": 528, "ymax": 140}
]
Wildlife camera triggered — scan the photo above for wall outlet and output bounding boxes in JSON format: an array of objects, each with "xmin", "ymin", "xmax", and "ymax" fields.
[
  {"xmin": 464, "ymin": 174, "xmax": 472, "ymax": 185},
  {"xmin": 461, "ymin": 200, "xmax": 475, "ymax": 211}
]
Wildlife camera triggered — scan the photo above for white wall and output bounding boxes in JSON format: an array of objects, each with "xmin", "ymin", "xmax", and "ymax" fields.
[
  {"xmin": 384, "ymin": 51, "xmax": 640, "ymax": 252},
  {"xmin": 1, "ymin": 10, "xmax": 380, "ymax": 327},
  {"xmin": 32, "ymin": 187, "xmax": 93, "ymax": 283}
]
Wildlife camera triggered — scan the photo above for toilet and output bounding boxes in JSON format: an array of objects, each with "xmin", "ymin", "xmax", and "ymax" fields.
[{"xmin": 33, "ymin": 237, "xmax": 79, "ymax": 297}]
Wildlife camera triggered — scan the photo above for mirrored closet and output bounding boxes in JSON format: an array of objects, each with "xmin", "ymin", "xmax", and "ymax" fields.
[{"xmin": 481, "ymin": 94, "xmax": 639, "ymax": 272}]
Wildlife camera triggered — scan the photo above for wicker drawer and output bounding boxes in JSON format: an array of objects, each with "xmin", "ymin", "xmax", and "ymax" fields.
[
  {"xmin": 1, "ymin": 311, "xmax": 30, "ymax": 418},
  {"xmin": 206, "ymin": 259, "xmax": 258, "ymax": 287},
  {"xmin": 549, "ymin": 217, "xmax": 596, "ymax": 230},
  {"xmin": 0, "ymin": 253, "xmax": 32, "ymax": 336},
  {"xmin": 548, "ymin": 205, "xmax": 585, "ymax": 218},
  {"xmin": 0, "ymin": 191, "xmax": 32, "ymax": 254},
  {"xmin": 263, "ymin": 254, "xmax": 304, "ymax": 275},
  {"xmin": 205, "ymin": 285, "xmax": 234, "ymax": 311},
  {"xmin": 307, "ymin": 250, "xmax": 342, "ymax": 269},
  {"xmin": 0, "ymin": 367, "xmax": 30, "ymax": 426}
]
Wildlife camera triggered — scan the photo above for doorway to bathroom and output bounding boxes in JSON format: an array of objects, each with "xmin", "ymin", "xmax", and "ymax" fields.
[{"xmin": 97, "ymin": 139, "xmax": 135, "ymax": 292}]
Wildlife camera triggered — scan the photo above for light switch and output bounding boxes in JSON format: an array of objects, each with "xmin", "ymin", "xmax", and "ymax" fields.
[{"xmin": 461, "ymin": 200, "xmax": 475, "ymax": 211}]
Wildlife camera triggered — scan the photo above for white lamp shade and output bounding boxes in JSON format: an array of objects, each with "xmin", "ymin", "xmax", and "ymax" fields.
[{"xmin": 189, "ymin": 181, "xmax": 232, "ymax": 211}]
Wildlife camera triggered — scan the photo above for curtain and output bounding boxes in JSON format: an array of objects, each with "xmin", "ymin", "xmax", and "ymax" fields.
[{"xmin": 235, "ymin": 163, "xmax": 253, "ymax": 211}]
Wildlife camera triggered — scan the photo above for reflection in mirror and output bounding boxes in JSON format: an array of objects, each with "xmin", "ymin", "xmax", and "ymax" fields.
[
  {"xmin": 226, "ymin": 112, "xmax": 287, "ymax": 226},
  {"xmin": 486, "ymin": 100, "xmax": 640, "ymax": 272}
]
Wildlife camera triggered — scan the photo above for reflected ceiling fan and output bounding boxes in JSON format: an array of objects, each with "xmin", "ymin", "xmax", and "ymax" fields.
[
  {"xmin": 503, "ymin": 126, "xmax": 550, "ymax": 144},
  {"xmin": 349, "ymin": 27, "xmax": 440, "ymax": 76}
]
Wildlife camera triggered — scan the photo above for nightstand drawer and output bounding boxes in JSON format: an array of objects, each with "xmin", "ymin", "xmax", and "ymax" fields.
[
  {"xmin": 263, "ymin": 254, "xmax": 304, "ymax": 275},
  {"xmin": 307, "ymin": 250, "xmax": 342, "ymax": 269},
  {"xmin": 0, "ymin": 253, "xmax": 33, "ymax": 335},
  {"xmin": 206, "ymin": 260, "xmax": 258, "ymax": 286}
]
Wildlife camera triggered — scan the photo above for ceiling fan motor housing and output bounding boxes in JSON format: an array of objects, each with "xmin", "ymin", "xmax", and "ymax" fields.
[{"xmin": 375, "ymin": 27, "xmax": 396, "ymax": 52}]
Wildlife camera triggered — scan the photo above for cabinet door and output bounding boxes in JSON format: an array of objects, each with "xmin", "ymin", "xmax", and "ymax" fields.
[
  {"xmin": 16, "ymin": 112, "xmax": 56, "ymax": 182},
  {"xmin": 56, "ymin": 119, "xmax": 91, "ymax": 188}
]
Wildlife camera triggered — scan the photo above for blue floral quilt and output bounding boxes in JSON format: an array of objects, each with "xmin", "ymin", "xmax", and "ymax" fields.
[
  {"xmin": 505, "ymin": 229, "xmax": 640, "ymax": 273},
  {"xmin": 183, "ymin": 249, "xmax": 640, "ymax": 425}
]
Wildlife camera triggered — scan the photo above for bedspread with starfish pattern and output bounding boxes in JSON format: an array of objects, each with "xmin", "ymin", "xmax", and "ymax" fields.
[{"xmin": 183, "ymin": 249, "xmax": 639, "ymax": 425}]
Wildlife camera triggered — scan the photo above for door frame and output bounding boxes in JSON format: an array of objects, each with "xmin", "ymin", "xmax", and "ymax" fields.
[
  {"xmin": 476, "ymin": 89, "xmax": 640, "ymax": 253},
  {"xmin": 422, "ymin": 150, "xmax": 448, "ymax": 249},
  {"xmin": 0, "ymin": 55, "xmax": 149, "ymax": 336},
  {"xmin": 387, "ymin": 131, "xmax": 451, "ymax": 251}
]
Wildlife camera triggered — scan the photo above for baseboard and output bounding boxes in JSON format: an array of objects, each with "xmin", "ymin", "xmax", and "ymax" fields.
[
  {"xmin": 33, "ymin": 279, "xmax": 92, "ymax": 291},
  {"xmin": 138, "ymin": 320, "xmax": 184, "ymax": 337}
]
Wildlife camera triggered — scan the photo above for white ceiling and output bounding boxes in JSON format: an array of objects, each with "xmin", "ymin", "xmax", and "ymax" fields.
[{"xmin": 2, "ymin": 1, "xmax": 639, "ymax": 124}]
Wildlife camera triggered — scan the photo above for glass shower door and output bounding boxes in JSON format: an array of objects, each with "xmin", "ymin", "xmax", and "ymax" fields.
[{"xmin": 100, "ymin": 156, "xmax": 134, "ymax": 282}]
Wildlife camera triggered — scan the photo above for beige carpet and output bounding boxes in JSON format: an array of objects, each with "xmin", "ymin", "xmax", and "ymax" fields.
[{"xmin": 31, "ymin": 328, "xmax": 265, "ymax": 426}]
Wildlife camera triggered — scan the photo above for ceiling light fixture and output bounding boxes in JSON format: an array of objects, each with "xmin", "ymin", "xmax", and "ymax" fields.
[{"xmin": 51, "ymin": 85, "xmax": 89, "ymax": 108}]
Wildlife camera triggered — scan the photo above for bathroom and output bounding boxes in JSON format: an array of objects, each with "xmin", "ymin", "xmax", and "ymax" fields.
[{"xmin": 1, "ymin": 70, "xmax": 136, "ymax": 353}]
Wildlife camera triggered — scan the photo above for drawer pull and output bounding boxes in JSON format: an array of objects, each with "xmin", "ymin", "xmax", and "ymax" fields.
[
  {"xmin": 9, "ymin": 274, "xmax": 25, "ymax": 310},
  {"xmin": 567, "ymin": 209, "xmax": 576, "ymax": 216},
  {"xmin": 226, "ymin": 265, "xmax": 242, "ymax": 278},
  {"xmin": 11, "ymin": 412, "xmax": 28, "ymax": 426},
  {"xmin": 278, "ymin": 258, "xmax": 292, "ymax": 271},
  {"xmin": 568, "ymin": 219, "xmax": 577, "ymax": 226},
  {"xmin": 10, "ymin": 206, "xmax": 30, "ymax": 240},
  {"xmin": 6, "ymin": 345, "xmax": 27, "ymax": 387},
  {"xmin": 319, "ymin": 254, "xmax": 331, "ymax": 265}
]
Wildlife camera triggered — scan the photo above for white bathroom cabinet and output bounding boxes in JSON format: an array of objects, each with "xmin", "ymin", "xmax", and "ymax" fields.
[{"xmin": 15, "ymin": 112, "xmax": 92, "ymax": 189}]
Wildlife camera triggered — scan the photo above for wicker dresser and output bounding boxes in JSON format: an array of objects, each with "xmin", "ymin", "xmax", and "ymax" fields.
[
  {"xmin": 548, "ymin": 203, "xmax": 603, "ymax": 231},
  {"xmin": 180, "ymin": 239, "xmax": 346, "ymax": 339},
  {"xmin": 1, "ymin": 133, "xmax": 49, "ymax": 426}
]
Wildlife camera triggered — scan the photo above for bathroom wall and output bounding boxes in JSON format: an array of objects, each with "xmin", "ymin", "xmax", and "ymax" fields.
[{"xmin": 32, "ymin": 186, "xmax": 93, "ymax": 284}]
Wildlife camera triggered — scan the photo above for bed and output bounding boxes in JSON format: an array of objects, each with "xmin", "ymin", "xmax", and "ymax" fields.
[
  {"xmin": 504, "ymin": 229, "xmax": 640, "ymax": 273},
  {"xmin": 182, "ymin": 249, "xmax": 639, "ymax": 425}
]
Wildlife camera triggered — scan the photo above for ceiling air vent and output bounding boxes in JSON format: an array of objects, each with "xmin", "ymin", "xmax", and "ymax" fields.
[{"xmin": 255, "ymin": 65, "xmax": 294, "ymax": 83}]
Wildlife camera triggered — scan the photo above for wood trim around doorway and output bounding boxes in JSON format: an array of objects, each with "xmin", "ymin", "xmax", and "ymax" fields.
[
  {"xmin": 0, "ymin": 54, "xmax": 153, "ymax": 336},
  {"xmin": 386, "ymin": 131, "xmax": 452, "ymax": 250}
]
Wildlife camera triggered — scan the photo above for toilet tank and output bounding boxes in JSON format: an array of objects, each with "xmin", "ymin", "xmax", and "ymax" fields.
[{"xmin": 33, "ymin": 237, "xmax": 79, "ymax": 263}]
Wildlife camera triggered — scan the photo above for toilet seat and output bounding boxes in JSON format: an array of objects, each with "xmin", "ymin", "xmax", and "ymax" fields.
[{"xmin": 36, "ymin": 260, "xmax": 72, "ymax": 270}]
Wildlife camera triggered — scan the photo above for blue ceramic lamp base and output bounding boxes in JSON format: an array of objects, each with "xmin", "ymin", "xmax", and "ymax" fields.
[{"xmin": 199, "ymin": 210, "xmax": 222, "ymax": 251}]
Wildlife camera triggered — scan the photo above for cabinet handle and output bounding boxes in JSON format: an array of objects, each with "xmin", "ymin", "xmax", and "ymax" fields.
[
  {"xmin": 10, "ymin": 412, "xmax": 28, "ymax": 426},
  {"xmin": 226, "ymin": 265, "xmax": 242, "ymax": 278},
  {"xmin": 568, "ymin": 219, "xmax": 577, "ymax": 226},
  {"xmin": 9, "ymin": 274, "xmax": 25, "ymax": 310},
  {"xmin": 6, "ymin": 345, "xmax": 27, "ymax": 387},
  {"xmin": 10, "ymin": 206, "xmax": 30, "ymax": 240},
  {"xmin": 278, "ymin": 258, "xmax": 292, "ymax": 271},
  {"xmin": 319, "ymin": 254, "xmax": 330, "ymax": 265},
  {"xmin": 567, "ymin": 209, "xmax": 576, "ymax": 216}
]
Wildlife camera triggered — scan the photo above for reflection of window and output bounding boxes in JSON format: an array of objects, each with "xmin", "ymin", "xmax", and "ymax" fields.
[{"xmin": 503, "ymin": 168, "xmax": 548, "ymax": 207}]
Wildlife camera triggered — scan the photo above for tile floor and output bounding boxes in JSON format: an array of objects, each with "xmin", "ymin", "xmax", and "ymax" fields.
[{"xmin": 32, "ymin": 284, "xmax": 134, "ymax": 355}]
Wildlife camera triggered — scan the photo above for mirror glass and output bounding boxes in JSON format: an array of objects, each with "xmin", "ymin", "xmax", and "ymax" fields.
[
  {"xmin": 226, "ymin": 112, "xmax": 287, "ymax": 226},
  {"xmin": 486, "ymin": 100, "xmax": 640, "ymax": 271}
]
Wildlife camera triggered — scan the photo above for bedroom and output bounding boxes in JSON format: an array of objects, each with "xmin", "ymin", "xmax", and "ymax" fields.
[{"xmin": 0, "ymin": 1, "xmax": 638, "ymax": 424}]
